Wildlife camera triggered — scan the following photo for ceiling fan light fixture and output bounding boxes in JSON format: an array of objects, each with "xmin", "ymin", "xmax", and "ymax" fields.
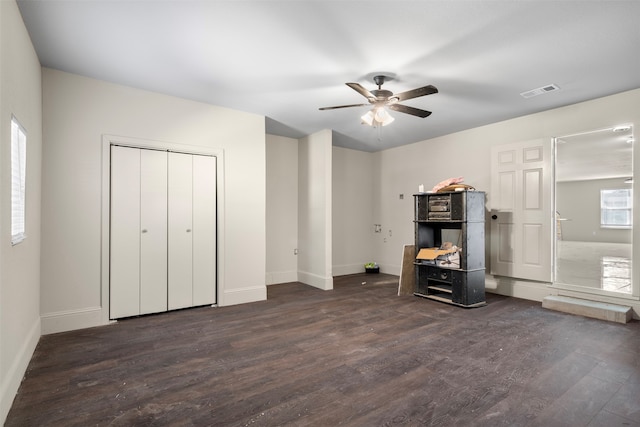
[
  {"xmin": 375, "ymin": 107, "xmax": 394, "ymax": 126},
  {"xmin": 361, "ymin": 107, "xmax": 394, "ymax": 127},
  {"xmin": 361, "ymin": 110, "xmax": 375, "ymax": 126}
]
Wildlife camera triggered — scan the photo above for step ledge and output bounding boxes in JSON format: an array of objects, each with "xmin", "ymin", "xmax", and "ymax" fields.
[{"xmin": 542, "ymin": 295, "xmax": 632, "ymax": 324}]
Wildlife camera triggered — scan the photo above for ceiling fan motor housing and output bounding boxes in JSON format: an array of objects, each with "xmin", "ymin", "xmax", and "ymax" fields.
[
  {"xmin": 373, "ymin": 75, "xmax": 387, "ymax": 87},
  {"xmin": 371, "ymin": 89, "xmax": 394, "ymax": 103}
]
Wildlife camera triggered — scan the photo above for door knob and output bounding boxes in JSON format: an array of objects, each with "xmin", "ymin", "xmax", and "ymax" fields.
[
  {"xmin": 141, "ymin": 229, "xmax": 148, "ymax": 233},
  {"xmin": 491, "ymin": 214, "xmax": 498, "ymax": 220},
  {"xmin": 186, "ymin": 229, "xmax": 192, "ymax": 233}
]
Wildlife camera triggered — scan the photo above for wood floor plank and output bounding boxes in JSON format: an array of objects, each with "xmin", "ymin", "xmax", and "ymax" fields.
[{"xmin": 6, "ymin": 274, "xmax": 640, "ymax": 426}]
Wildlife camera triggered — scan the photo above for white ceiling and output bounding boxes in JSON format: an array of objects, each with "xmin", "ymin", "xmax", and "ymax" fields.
[
  {"xmin": 556, "ymin": 125, "xmax": 634, "ymax": 183},
  {"xmin": 16, "ymin": 0, "xmax": 640, "ymax": 153}
]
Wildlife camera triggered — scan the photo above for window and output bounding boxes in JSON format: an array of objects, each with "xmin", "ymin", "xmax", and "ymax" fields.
[
  {"xmin": 11, "ymin": 117, "xmax": 27, "ymax": 244},
  {"xmin": 601, "ymin": 188, "xmax": 632, "ymax": 228}
]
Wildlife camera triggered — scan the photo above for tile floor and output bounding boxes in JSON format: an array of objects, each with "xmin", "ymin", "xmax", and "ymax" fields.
[{"xmin": 556, "ymin": 240, "xmax": 632, "ymax": 294}]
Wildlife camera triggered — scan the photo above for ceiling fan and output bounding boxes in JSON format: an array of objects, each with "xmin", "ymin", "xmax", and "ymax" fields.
[{"xmin": 319, "ymin": 75, "xmax": 438, "ymax": 126}]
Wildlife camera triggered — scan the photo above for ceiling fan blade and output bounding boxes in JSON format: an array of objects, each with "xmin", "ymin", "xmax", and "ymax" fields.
[
  {"xmin": 319, "ymin": 103, "xmax": 368, "ymax": 110},
  {"xmin": 346, "ymin": 83, "xmax": 376, "ymax": 101},
  {"xmin": 388, "ymin": 103, "xmax": 432, "ymax": 118},
  {"xmin": 393, "ymin": 85, "xmax": 438, "ymax": 102}
]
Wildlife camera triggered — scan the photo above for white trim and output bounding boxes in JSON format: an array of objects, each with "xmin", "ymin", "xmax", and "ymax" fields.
[
  {"xmin": 298, "ymin": 270, "xmax": 333, "ymax": 290},
  {"xmin": 223, "ymin": 285, "xmax": 267, "ymax": 306},
  {"xmin": 549, "ymin": 280, "xmax": 639, "ymax": 301},
  {"xmin": 485, "ymin": 275, "xmax": 553, "ymax": 302},
  {"xmin": 41, "ymin": 306, "xmax": 106, "ymax": 335},
  {"xmin": 101, "ymin": 134, "xmax": 225, "ymax": 323},
  {"xmin": 0, "ymin": 317, "xmax": 40, "ymax": 424}
]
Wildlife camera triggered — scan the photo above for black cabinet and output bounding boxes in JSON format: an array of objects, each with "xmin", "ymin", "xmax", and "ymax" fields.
[{"xmin": 414, "ymin": 191, "xmax": 486, "ymax": 307}]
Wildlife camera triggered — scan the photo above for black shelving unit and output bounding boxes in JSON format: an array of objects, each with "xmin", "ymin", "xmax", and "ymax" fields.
[{"xmin": 413, "ymin": 191, "xmax": 486, "ymax": 307}]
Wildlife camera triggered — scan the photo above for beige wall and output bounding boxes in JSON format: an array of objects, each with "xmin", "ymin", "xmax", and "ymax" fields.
[
  {"xmin": 266, "ymin": 134, "xmax": 299, "ymax": 284},
  {"xmin": 0, "ymin": 0, "xmax": 43, "ymax": 422},
  {"xmin": 298, "ymin": 130, "xmax": 333, "ymax": 290},
  {"xmin": 40, "ymin": 68, "xmax": 267, "ymax": 333},
  {"xmin": 332, "ymin": 146, "xmax": 376, "ymax": 275},
  {"xmin": 266, "ymin": 138, "xmax": 374, "ymax": 283},
  {"xmin": 373, "ymin": 88, "xmax": 640, "ymax": 307}
]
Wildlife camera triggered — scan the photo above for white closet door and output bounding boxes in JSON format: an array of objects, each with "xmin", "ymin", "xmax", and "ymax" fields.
[
  {"xmin": 193, "ymin": 155, "xmax": 217, "ymax": 305},
  {"xmin": 168, "ymin": 152, "xmax": 194, "ymax": 310},
  {"xmin": 110, "ymin": 146, "xmax": 141, "ymax": 319},
  {"xmin": 140, "ymin": 150, "xmax": 168, "ymax": 314}
]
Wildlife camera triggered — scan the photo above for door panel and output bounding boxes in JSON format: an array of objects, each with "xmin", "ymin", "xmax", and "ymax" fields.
[
  {"xmin": 497, "ymin": 222, "xmax": 514, "ymax": 263},
  {"xmin": 498, "ymin": 172, "xmax": 515, "ymax": 210},
  {"xmin": 168, "ymin": 152, "xmax": 194, "ymax": 310},
  {"xmin": 110, "ymin": 146, "xmax": 141, "ymax": 319},
  {"xmin": 491, "ymin": 138, "xmax": 552, "ymax": 282},
  {"xmin": 140, "ymin": 150, "xmax": 168, "ymax": 314},
  {"xmin": 523, "ymin": 224, "xmax": 542, "ymax": 265},
  {"xmin": 192, "ymin": 155, "xmax": 217, "ymax": 306},
  {"xmin": 524, "ymin": 169, "xmax": 542, "ymax": 209}
]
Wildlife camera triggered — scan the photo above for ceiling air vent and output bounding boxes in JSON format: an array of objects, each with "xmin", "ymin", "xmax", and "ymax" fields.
[{"xmin": 520, "ymin": 84, "xmax": 560, "ymax": 99}]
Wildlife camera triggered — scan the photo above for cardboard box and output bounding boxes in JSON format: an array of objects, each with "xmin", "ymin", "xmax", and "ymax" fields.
[{"xmin": 416, "ymin": 247, "xmax": 461, "ymax": 268}]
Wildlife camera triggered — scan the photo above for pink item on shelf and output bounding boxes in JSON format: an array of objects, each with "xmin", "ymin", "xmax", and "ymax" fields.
[{"xmin": 431, "ymin": 176, "xmax": 464, "ymax": 192}]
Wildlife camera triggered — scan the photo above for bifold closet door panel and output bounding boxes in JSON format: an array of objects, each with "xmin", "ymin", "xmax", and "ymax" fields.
[
  {"xmin": 193, "ymin": 155, "xmax": 217, "ymax": 306},
  {"xmin": 110, "ymin": 146, "xmax": 141, "ymax": 319},
  {"xmin": 140, "ymin": 150, "xmax": 168, "ymax": 315},
  {"xmin": 168, "ymin": 152, "xmax": 194, "ymax": 310}
]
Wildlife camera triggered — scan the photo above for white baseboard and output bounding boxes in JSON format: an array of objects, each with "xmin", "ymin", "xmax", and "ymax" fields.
[
  {"xmin": 1, "ymin": 316, "xmax": 40, "ymax": 425},
  {"xmin": 222, "ymin": 285, "xmax": 267, "ymax": 306},
  {"xmin": 485, "ymin": 275, "xmax": 553, "ymax": 302},
  {"xmin": 266, "ymin": 270, "xmax": 298, "ymax": 285},
  {"xmin": 41, "ymin": 306, "xmax": 105, "ymax": 335},
  {"xmin": 298, "ymin": 271, "xmax": 333, "ymax": 290}
]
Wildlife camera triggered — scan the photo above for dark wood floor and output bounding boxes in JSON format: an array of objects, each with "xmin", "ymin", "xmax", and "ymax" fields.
[{"xmin": 6, "ymin": 274, "xmax": 640, "ymax": 426}]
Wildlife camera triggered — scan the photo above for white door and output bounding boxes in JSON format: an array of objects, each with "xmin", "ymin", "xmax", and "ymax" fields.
[
  {"xmin": 168, "ymin": 152, "xmax": 194, "ymax": 310},
  {"xmin": 192, "ymin": 155, "xmax": 217, "ymax": 306},
  {"xmin": 111, "ymin": 147, "xmax": 217, "ymax": 317},
  {"xmin": 140, "ymin": 149, "xmax": 168, "ymax": 314},
  {"xmin": 490, "ymin": 138, "xmax": 553, "ymax": 282},
  {"xmin": 110, "ymin": 146, "xmax": 141, "ymax": 318},
  {"xmin": 111, "ymin": 147, "xmax": 169, "ymax": 318}
]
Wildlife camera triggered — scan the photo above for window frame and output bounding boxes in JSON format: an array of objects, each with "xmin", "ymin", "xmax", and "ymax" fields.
[
  {"xmin": 11, "ymin": 116, "xmax": 27, "ymax": 245},
  {"xmin": 600, "ymin": 188, "xmax": 632, "ymax": 229}
]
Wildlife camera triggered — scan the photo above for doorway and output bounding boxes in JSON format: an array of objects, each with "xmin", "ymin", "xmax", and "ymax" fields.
[{"xmin": 554, "ymin": 125, "xmax": 634, "ymax": 296}]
